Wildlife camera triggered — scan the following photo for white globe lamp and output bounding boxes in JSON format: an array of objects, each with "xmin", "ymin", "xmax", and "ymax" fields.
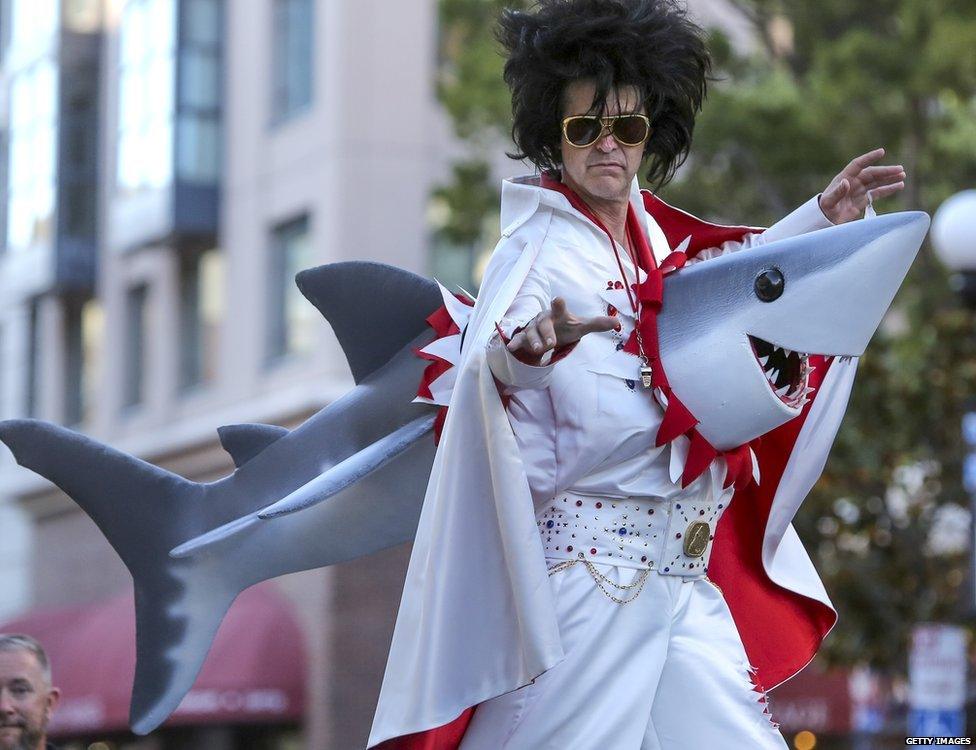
[{"xmin": 931, "ymin": 190, "xmax": 976, "ymax": 305}]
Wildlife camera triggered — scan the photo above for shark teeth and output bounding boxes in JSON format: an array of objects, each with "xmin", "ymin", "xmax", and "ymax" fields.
[{"xmin": 748, "ymin": 335, "xmax": 818, "ymax": 410}]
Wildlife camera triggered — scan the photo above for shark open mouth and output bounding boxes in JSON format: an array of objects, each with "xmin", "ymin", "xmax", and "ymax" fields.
[{"xmin": 747, "ymin": 335, "xmax": 815, "ymax": 409}]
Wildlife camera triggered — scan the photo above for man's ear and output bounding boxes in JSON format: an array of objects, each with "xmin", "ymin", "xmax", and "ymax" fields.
[{"xmin": 45, "ymin": 687, "xmax": 61, "ymax": 716}]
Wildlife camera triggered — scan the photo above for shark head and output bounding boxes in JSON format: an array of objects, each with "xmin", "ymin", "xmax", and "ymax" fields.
[{"xmin": 658, "ymin": 211, "xmax": 930, "ymax": 451}]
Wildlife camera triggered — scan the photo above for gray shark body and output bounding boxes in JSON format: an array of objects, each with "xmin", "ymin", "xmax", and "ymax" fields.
[{"xmin": 0, "ymin": 210, "xmax": 929, "ymax": 733}]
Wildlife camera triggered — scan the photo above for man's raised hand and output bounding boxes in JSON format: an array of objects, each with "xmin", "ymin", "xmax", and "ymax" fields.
[
  {"xmin": 819, "ymin": 147, "xmax": 906, "ymax": 224},
  {"xmin": 506, "ymin": 296, "xmax": 621, "ymax": 364}
]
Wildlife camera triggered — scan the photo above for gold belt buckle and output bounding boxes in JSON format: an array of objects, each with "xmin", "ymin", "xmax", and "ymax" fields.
[{"xmin": 683, "ymin": 521, "xmax": 710, "ymax": 558}]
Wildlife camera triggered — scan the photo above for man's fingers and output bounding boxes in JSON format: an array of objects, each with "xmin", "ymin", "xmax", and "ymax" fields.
[
  {"xmin": 579, "ymin": 315, "xmax": 623, "ymax": 335},
  {"xmin": 858, "ymin": 164, "xmax": 904, "ymax": 181},
  {"xmin": 844, "ymin": 147, "xmax": 885, "ymax": 175},
  {"xmin": 551, "ymin": 296, "xmax": 567, "ymax": 320},
  {"xmin": 865, "ymin": 172, "xmax": 907, "ymax": 191},
  {"xmin": 855, "ymin": 166, "xmax": 905, "ymax": 190},
  {"xmin": 536, "ymin": 316, "xmax": 557, "ymax": 348},
  {"xmin": 867, "ymin": 182, "xmax": 905, "ymax": 201},
  {"xmin": 506, "ymin": 314, "xmax": 544, "ymax": 352},
  {"xmin": 822, "ymin": 178, "xmax": 849, "ymax": 208},
  {"xmin": 521, "ymin": 322, "xmax": 546, "ymax": 353}
]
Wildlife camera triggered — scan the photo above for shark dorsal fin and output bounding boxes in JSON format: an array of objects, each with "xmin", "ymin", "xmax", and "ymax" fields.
[
  {"xmin": 217, "ymin": 423, "xmax": 289, "ymax": 468},
  {"xmin": 296, "ymin": 261, "xmax": 443, "ymax": 384}
]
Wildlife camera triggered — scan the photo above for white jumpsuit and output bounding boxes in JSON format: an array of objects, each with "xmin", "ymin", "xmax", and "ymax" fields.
[{"xmin": 460, "ymin": 191, "xmax": 832, "ymax": 749}]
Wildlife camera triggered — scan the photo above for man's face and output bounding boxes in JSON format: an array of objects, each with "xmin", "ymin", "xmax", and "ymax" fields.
[
  {"xmin": 559, "ymin": 79, "xmax": 646, "ymax": 204},
  {"xmin": 0, "ymin": 650, "xmax": 59, "ymax": 750}
]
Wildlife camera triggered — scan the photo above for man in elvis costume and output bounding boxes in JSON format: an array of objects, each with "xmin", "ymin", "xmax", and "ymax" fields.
[{"xmin": 369, "ymin": 1, "xmax": 907, "ymax": 747}]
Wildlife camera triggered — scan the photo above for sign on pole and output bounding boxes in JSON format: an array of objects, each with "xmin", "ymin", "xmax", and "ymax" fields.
[
  {"xmin": 963, "ymin": 411, "xmax": 976, "ymax": 615},
  {"xmin": 908, "ymin": 624, "xmax": 968, "ymax": 738}
]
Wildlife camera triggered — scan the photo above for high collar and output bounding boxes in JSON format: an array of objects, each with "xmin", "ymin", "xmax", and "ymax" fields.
[{"xmin": 500, "ymin": 173, "xmax": 671, "ymax": 262}]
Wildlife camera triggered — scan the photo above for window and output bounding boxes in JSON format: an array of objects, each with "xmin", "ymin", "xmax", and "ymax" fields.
[
  {"xmin": 124, "ymin": 284, "xmax": 149, "ymax": 408},
  {"xmin": 0, "ymin": 130, "xmax": 9, "ymax": 255},
  {"xmin": 60, "ymin": 77, "xmax": 98, "ymax": 241},
  {"xmin": 0, "ymin": 324, "xmax": 4, "ymax": 418},
  {"xmin": 25, "ymin": 298, "xmax": 38, "ymax": 417},
  {"xmin": 179, "ymin": 247, "xmax": 222, "ymax": 388},
  {"xmin": 117, "ymin": 0, "xmax": 176, "ymax": 194},
  {"xmin": 64, "ymin": 297, "xmax": 102, "ymax": 425},
  {"xmin": 271, "ymin": 0, "xmax": 312, "ymax": 121},
  {"xmin": 267, "ymin": 216, "xmax": 314, "ymax": 362},
  {"xmin": 6, "ymin": 57, "xmax": 58, "ymax": 253},
  {"xmin": 176, "ymin": 0, "xmax": 223, "ymax": 184},
  {"xmin": 7, "ymin": 0, "xmax": 58, "ymax": 66},
  {"xmin": 0, "ymin": 1, "xmax": 11, "ymax": 65},
  {"xmin": 63, "ymin": 0, "xmax": 101, "ymax": 34},
  {"xmin": 64, "ymin": 298, "xmax": 84, "ymax": 424}
]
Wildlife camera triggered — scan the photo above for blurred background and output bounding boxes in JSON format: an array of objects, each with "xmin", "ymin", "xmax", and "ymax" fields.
[{"xmin": 0, "ymin": 0, "xmax": 974, "ymax": 748}]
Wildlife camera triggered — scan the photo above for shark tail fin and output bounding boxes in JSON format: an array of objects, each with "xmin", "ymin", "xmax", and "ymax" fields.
[
  {"xmin": 0, "ymin": 418, "xmax": 235, "ymax": 734},
  {"xmin": 0, "ymin": 419, "xmax": 200, "ymax": 570},
  {"xmin": 127, "ymin": 560, "xmax": 239, "ymax": 734}
]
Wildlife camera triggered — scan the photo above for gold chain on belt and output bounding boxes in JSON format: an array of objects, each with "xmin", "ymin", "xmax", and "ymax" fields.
[{"xmin": 547, "ymin": 559, "xmax": 651, "ymax": 605}]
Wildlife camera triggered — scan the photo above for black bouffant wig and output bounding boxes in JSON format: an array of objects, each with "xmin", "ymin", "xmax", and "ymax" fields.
[{"xmin": 497, "ymin": 0, "xmax": 711, "ymax": 190}]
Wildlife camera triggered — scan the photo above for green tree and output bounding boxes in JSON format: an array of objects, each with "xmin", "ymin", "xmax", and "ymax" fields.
[
  {"xmin": 435, "ymin": 0, "xmax": 976, "ymax": 671},
  {"xmin": 430, "ymin": 0, "xmax": 530, "ymax": 287}
]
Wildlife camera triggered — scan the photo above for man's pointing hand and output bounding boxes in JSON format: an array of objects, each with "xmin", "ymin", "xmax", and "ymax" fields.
[{"xmin": 507, "ymin": 296, "xmax": 621, "ymax": 364}]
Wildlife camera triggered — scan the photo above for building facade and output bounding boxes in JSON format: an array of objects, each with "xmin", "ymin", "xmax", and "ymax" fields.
[{"xmin": 0, "ymin": 0, "xmax": 445, "ymax": 747}]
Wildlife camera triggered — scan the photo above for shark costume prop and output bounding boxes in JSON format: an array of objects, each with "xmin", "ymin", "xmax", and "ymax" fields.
[
  {"xmin": 0, "ymin": 178, "xmax": 927, "ymax": 743},
  {"xmin": 369, "ymin": 174, "xmax": 928, "ymax": 749}
]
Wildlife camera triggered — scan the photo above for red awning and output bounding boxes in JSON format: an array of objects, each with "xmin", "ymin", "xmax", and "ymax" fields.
[
  {"xmin": 0, "ymin": 581, "xmax": 306, "ymax": 738},
  {"xmin": 768, "ymin": 662, "xmax": 852, "ymax": 734}
]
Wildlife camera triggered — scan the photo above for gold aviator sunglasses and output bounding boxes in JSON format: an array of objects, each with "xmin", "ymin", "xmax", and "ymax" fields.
[{"xmin": 561, "ymin": 114, "xmax": 652, "ymax": 148}]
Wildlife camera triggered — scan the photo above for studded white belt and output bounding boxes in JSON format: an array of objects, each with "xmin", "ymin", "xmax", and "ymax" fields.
[{"xmin": 536, "ymin": 490, "xmax": 729, "ymax": 577}]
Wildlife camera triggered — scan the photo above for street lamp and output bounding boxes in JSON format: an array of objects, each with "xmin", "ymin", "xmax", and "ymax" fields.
[
  {"xmin": 924, "ymin": 189, "xmax": 976, "ymax": 738},
  {"xmin": 932, "ymin": 190, "xmax": 976, "ymax": 306},
  {"xmin": 931, "ymin": 189, "xmax": 976, "ymax": 614},
  {"xmin": 932, "ymin": 188, "xmax": 976, "ymax": 616}
]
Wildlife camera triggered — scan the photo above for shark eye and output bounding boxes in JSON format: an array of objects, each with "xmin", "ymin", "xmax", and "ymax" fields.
[{"xmin": 754, "ymin": 268, "xmax": 784, "ymax": 302}]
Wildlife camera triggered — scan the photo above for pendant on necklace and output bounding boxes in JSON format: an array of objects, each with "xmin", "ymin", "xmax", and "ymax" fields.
[{"xmin": 640, "ymin": 363, "xmax": 653, "ymax": 388}]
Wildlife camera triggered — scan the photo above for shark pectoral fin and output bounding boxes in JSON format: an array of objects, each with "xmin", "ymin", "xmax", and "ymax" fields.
[
  {"xmin": 216, "ymin": 423, "xmax": 289, "ymax": 468},
  {"xmin": 169, "ymin": 514, "xmax": 262, "ymax": 559},
  {"xmin": 296, "ymin": 261, "xmax": 443, "ymax": 384},
  {"xmin": 257, "ymin": 412, "xmax": 437, "ymax": 520}
]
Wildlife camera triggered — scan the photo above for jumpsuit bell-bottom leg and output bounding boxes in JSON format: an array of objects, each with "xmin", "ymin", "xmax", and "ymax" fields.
[{"xmin": 458, "ymin": 562, "xmax": 789, "ymax": 750}]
